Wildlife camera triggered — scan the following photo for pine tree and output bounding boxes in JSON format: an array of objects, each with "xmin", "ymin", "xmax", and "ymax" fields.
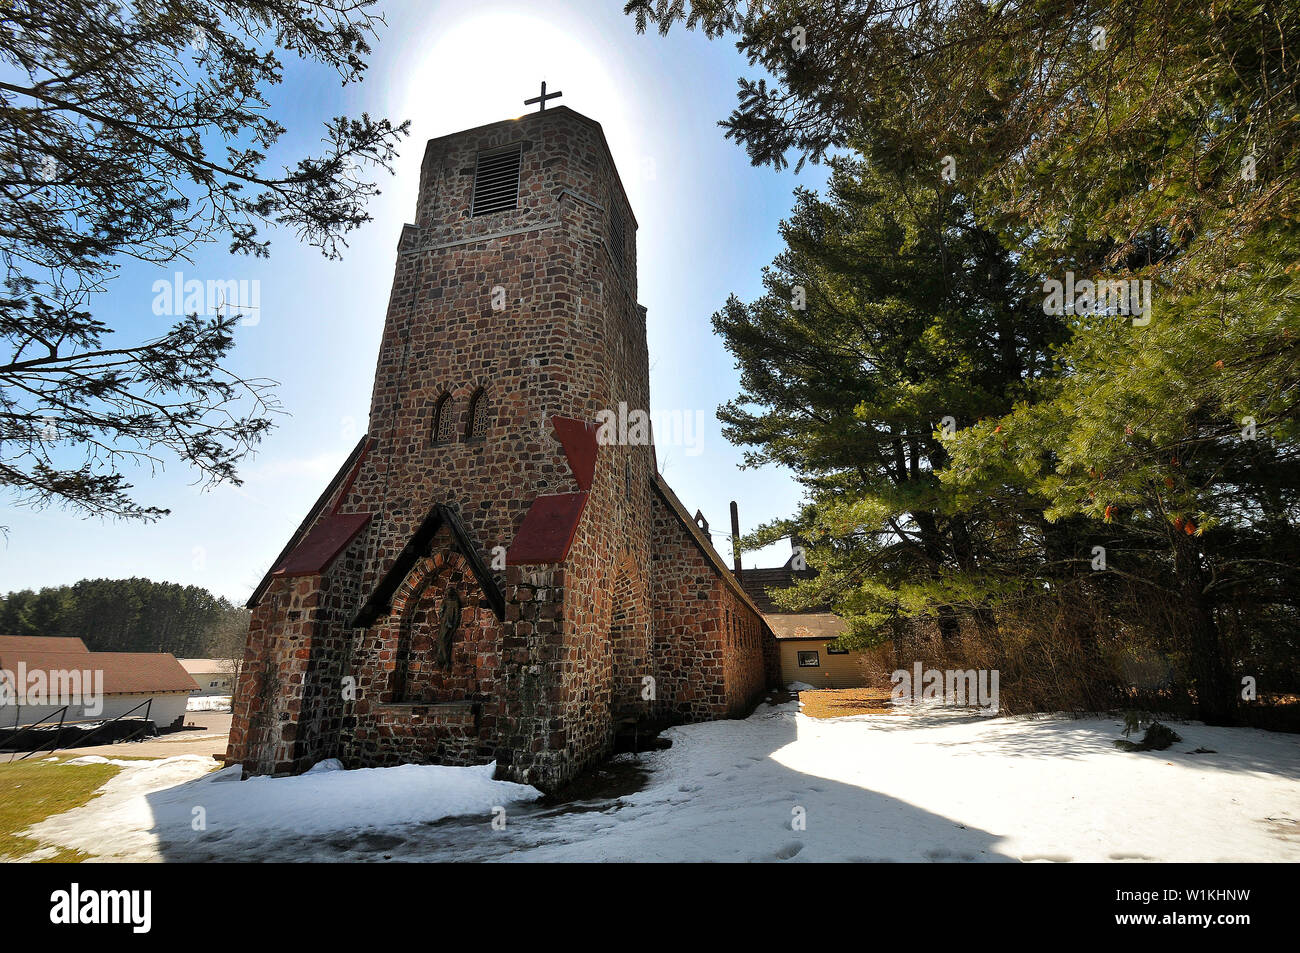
[{"xmin": 716, "ymin": 147, "xmax": 1060, "ymax": 643}]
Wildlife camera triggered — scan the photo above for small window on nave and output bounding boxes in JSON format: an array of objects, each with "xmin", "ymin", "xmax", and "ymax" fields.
[{"xmin": 466, "ymin": 387, "xmax": 490, "ymax": 440}]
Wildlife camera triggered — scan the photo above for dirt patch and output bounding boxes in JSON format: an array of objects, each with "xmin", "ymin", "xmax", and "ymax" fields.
[{"xmin": 798, "ymin": 687, "xmax": 905, "ymax": 719}]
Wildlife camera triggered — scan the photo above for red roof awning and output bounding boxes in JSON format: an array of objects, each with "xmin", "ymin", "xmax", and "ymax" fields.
[
  {"xmin": 273, "ymin": 512, "xmax": 373, "ymax": 578},
  {"xmin": 506, "ymin": 492, "xmax": 588, "ymax": 564},
  {"xmin": 551, "ymin": 415, "xmax": 598, "ymax": 491}
]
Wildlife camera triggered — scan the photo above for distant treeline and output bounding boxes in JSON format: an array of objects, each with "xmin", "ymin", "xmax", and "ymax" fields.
[{"xmin": 0, "ymin": 578, "xmax": 249, "ymax": 658}]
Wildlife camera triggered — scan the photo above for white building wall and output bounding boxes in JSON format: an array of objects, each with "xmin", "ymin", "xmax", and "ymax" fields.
[
  {"xmin": 1, "ymin": 692, "xmax": 191, "ymax": 731},
  {"xmin": 188, "ymin": 673, "xmax": 235, "ymax": 696}
]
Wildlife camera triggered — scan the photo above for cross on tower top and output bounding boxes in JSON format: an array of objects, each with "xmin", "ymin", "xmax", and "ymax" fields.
[{"xmin": 525, "ymin": 81, "xmax": 562, "ymax": 112}]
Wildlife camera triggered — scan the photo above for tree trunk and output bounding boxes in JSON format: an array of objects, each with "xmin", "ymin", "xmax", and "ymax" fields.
[
  {"xmin": 935, "ymin": 604, "xmax": 961, "ymax": 642},
  {"xmin": 914, "ymin": 510, "xmax": 959, "ymax": 642},
  {"xmin": 1172, "ymin": 534, "xmax": 1236, "ymax": 725}
]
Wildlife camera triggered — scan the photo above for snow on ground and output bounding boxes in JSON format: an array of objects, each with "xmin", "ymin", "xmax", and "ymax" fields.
[
  {"xmin": 63, "ymin": 755, "xmax": 158, "ymax": 768},
  {"xmin": 28, "ymin": 756, "xmax": 541, "ymax": 861},
  {"xmin": 186, "ymin": 695, "xmax": 232, "ymax": 712},
  {"xmin": 24, "ymin": 699, "xmax": 1300, "ymax": 862}
]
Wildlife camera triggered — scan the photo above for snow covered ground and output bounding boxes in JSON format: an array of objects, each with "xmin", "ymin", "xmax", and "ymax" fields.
[
  {"xmin": 24, "ymin": 698, "xmax": 1300, "ymax": 862},
  {"xmin": 185, "ymin": 695, "xmax": 232, "ymax": 712},
  {"xmin": 30, "ymin": 756, "xmax": 540, "ymax": 861}
]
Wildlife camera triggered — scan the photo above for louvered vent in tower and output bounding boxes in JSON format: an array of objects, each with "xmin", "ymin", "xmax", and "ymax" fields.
[{"xmin": 471, "ymin": 145, "xmax": 523, "ymax": 216}]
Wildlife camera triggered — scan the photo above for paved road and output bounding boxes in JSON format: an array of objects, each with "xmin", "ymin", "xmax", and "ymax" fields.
[{"xmin": 22, "ymin": 711, "xmax": 232, "ymax": 762}]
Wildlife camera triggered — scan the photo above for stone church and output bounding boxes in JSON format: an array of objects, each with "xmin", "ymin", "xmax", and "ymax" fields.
[{"xmin": 225, "ymin": 104, "xmax": 779, "ymax": 791}]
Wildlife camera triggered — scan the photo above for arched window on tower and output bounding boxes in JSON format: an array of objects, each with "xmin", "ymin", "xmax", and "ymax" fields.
[
  {"xmin": 431, "ymin": 393, "xmax": 455, "ymax": 445},
  {"xmin": 466, "ymin": 387, "xmax": 490, "ymax": 440}
]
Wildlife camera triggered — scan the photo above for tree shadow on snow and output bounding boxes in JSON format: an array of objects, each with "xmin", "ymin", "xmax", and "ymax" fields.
[
  {"xmin": 907, "ymin": 712, "xmax": 1300, "ymax": 781},
  {"xmin": 144, "ymin": 697, "xmax": 1019, "ymax": 862}
]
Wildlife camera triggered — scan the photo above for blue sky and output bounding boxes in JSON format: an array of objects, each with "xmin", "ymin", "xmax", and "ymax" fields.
[{"xmin": 1, "ymin": 0, "xmax": 826, "ymax": 603}]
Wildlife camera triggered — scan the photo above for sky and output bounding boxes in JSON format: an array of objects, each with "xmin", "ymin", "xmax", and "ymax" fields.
[{"xmin": 0, "ymin": 0, "xmax": 828, "ymax": 603}]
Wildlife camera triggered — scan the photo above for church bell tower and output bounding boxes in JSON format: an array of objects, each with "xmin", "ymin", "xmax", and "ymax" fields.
[{"xmin": 227, "ymin": 102, "xmax": 658, "ymax": 790}]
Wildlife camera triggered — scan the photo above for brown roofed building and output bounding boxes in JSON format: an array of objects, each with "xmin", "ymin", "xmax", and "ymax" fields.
[
  {"xmin": 176, "ymin": 658, "xmax": 237, "ymax": 696},
  {"xmin": 735, "ymin": 536, "xmax": 869, "ymax": 690},
  {"xmin": 0, "ymin": 637, "xmax": 193, "ymax": 731},
  {"xmin": 0, "ymin": 635, "xmax": 88, "ymax": 655}
]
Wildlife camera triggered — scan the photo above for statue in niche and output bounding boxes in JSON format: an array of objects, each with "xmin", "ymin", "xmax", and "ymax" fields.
[{"xmin": 435, "ymin": 588, "xmax": 461, "ymax": 668}]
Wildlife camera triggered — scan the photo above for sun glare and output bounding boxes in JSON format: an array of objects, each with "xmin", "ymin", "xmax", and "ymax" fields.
[{"xmin": 393, "ymin": 10, "xmax": 647, "ymax": 210}]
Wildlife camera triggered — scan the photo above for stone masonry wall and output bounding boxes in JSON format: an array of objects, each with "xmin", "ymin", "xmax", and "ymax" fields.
[
  {"xmin": 227, "ymin": 529, "xmax": 370, "ymax": 776},
  {"xmin": 340, "ymin": 532, "xmax": 504, "ymax": 769},
  {"xmin": 648, "ymin": 491, "xmax": 774, "ymax": 722}
]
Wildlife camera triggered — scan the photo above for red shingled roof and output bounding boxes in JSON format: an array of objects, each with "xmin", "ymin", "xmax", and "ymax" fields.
[
  {"xmin": 551, "ymin": 415, "xmax": 598, "ymax": 490},
  {"xmin": 272, "ymin": 511, "xmax": 372, "ymax": 577},
  {"xmin": 247, "ymin": 434, "xmax": 373, "ymax": 608}
]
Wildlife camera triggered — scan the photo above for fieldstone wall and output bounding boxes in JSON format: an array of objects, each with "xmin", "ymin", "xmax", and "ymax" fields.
[
  {"xmin": 337, "ymin": 534, "xmax": 504, "ymax": 768},
  {"xmin": 227, "ymin": 528, "xmax": 370, "ymax": 776},
  {"xmin": 649, "ymin": 491, "xmax": 774, "ymax": 722}
]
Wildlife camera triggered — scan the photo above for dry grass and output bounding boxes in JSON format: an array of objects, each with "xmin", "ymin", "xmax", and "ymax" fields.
[
  {"xmin": 798, "ymin": 687, "xmax": 906, "ymax": 719},
  {"xmin": 0, "ymin": 756, "xmax": 123, "ymax": 862},
  {"xmin": 885, "ymin": 592, "xmax": 1129, "ymax": 716}
]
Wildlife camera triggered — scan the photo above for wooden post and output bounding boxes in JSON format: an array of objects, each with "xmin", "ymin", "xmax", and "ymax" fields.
[{"xmin": 730, "ymin": 500, "xmax": 743, "ymax": 582}]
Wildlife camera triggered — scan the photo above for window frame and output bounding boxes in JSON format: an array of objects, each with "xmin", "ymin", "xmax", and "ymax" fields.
[
  {"xmin": 431, "ymin": 392, "xmax": 454, "ymax": 445},
  {"xmin": 465, "ymin": 387, "xmax": 489, "ymax": 441}
]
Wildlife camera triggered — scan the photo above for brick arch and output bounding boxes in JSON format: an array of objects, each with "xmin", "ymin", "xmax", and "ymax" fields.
[{"xmin": 388, "ymin": 548, "xmax": 496, "ymax": 704}]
